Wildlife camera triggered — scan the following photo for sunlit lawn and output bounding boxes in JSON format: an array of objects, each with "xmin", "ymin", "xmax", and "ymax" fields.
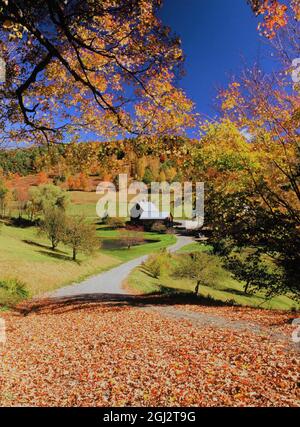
[
  {"xmin": 127, "ymin": 243, "xmax": 300, "ymax": 311},
  {"xmin": 4, "ymin": 191, "xmax": 296, "ymax": 310},
  {"xmin": 0, "ymin": 217, "xmax": 176, "ymax": 297},
  {"xmin": 0, "ymin": 223, "xmax": 120, "ymax": 297},
  {"xmin": 98, "ymin": 229, "xmax": 176, "ymax": 262},
  {"xmin": 67, "ymin": 190, "xmax": 181, "ymax": 221},
  {"xmin": 1, "ymin": 189, "xmax": 177, "ymax": 299}
]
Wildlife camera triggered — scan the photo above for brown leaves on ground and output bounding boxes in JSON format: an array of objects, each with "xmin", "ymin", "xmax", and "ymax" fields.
[
  {"xmin": 176, "ymin": 305, "xmax": 299, "ymax": 335},
  {"xmin": 0, "ymin": 298, "xmax": 299, "ymax": 407}
]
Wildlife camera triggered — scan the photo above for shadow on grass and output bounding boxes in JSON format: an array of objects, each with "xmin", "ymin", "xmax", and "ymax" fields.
[
  {"xmin": 37, "ymin": 250, "xmax": 75, "ymax": 262},
  {"xmin": 96, "ymin": 226, "xmax": 125, "ymax": 231},
  {"xmin": 6, "ymin": 217, "xmax": 37, "ymax": 228},
  {"xmin": 22, "ymin": 240, "xmax": 68, "ymax": 254},
  {"xmin": 12, "ymin": 292, "xmax": 236, "ymax": 317},
  {"xmin": 221, "ymin": 287, "xmax": 266, "ymax": 300},
  {"xmin": 139, "ymin": 265, "xmax": 158, "ymax": 278},
  {"xmin": 155, "ymin": 285, "xmax": 192, "ymax": 295}
]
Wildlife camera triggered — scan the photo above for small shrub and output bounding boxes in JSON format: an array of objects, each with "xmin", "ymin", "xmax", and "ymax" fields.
[
  {"xmin": 142, "ymin": 254, "xmax": 162, "ymax": 278},
  {"xmin": 0, "ymin": 279, "xmax": 29, "ymax": 306},
  {"xmin": 53, "ymin": 175, "xmax": 66, "ymax": 185},
  {"xmin": 106, "ymin": 217, "xmax": 126, "ymax": 229},
  {"xmin": 151, "ymin": 222, "xmax": 167, "ymax": 234}
]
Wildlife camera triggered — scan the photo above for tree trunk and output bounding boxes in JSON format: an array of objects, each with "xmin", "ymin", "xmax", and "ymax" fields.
[
  {"xmin": 195, "ymin": 281, "xmax": 200, "ymax": 295},
  {"xmin": 72, "ymin": 247, "xmax": 77, "ymax": 261},
  {"xmin": 51, "ymin": 238, "xmax": 56, "ymax": 251},
  {"xmin": 244, "ymin": 281, "xmax": 250, "ymax": 295}
]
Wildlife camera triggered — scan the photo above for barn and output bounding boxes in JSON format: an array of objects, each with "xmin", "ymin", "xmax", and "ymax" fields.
[{"xmin": 130, "ymin": 201, "xmax": 173, "ymax": 229}]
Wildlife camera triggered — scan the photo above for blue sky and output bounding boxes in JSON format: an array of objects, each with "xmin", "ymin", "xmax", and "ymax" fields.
[
  {"xmin": 7, "ymin": 1, "xmax": 275, "ymax": 146},
  {"xmin": 161, "ymin": 0, "xmax": 272, "ymax": 119}
]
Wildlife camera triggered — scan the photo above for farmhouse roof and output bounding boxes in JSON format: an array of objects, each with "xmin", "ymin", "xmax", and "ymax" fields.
[{"xmin": 131, "ymin": 201, "xmax": 169, "ymax": 220}]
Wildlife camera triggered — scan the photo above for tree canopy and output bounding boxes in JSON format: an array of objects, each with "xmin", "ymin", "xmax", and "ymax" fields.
[{"xmin": 0, "ymin": 0, "xmax": 195, "ymax": 144}]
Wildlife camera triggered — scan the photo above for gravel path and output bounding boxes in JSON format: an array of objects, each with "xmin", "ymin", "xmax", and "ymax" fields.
[
  {"xmin": 48, "ymin": 235, "xmax": 194, "ymax": 298},
  {"xmin": 41, "ymin": 235, "xmax": 296, "ymax": 344},
  {"xmin": 146, "ymin": 306, "xmax": 290, "ymax": 342}
]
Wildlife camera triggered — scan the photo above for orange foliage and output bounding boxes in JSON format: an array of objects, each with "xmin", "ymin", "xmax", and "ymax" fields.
[
  {"xmin": 258, "ymin": 0, "xmax": 288, "ymax": 38},
  {"xmin": 67, "ymin": 173, "xmax": 90, "ymax": 191},
  {"xmin": 78, "ymin": 173, "xmax": 89, "ymax": 191},
  {"xmin": 37, "ymin": 171, "xmax": 49, "ymax": 185},
  {"xmin": 67, "ymin": 176, "xmax": 75, "ymax": 191}
]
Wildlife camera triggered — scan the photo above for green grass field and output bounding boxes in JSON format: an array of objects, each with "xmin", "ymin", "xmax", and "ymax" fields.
[
  {"xmin": 126, "ymin": 244, "xmax": 300, "ymax": 311},
  {"xmin": 68, "ymin": 191, "xmax": 177, "ymax": 261},
  {"xmin": 3, "ymin": 189, "xmax": 298, "ymax": 311},
  {"xmin": 97, "ymin": 226, "xmax": 176, "ymax": 262},
  {"xmin": 0, "ymin": 219, "xmax": 176, "ymax": 298},
  {"xmin": 67, "ymin": 190, "xmax": 181, "ymax": 220},
  {"xmin": 0, "ymin": 222, "xmax": 120, "ymax": 296},
  {"xmin": 0, "ymin": 190, "xmax": 177, "ymax": 300}
]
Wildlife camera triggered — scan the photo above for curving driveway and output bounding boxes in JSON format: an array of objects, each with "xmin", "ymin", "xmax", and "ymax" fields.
[{"xmin": 48, "ymin": 235, "xmax": 194, "ymax": 298}]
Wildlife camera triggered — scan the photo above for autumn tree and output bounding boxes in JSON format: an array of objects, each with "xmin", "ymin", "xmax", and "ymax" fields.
[
  {"xmin": 142, "ymin": 254, "xmax": 162, "ymax": 278},
  {"xmin": 63, "ymin": 216, "xmax": 99, "ymax": 261},
  {"xmin": 78, "ymin": 173, "xmax": 89, "ymax": 191},
  {"xmin": 147, "ymin": 157, "xmax": 161, "ymax": 181},
  {"xmin": 143, "ymin": 167, "xmax": 154, "ymax": 185},
  {"xmin": 190, "ymin": 11, "xmax": 300, "ymax": 299},
  {"xmin": 0, "ymin": 0, "xmax": 195, "ymax": 145},
  {"xmin": 0, "ymin": 179, "xmax": 8, "ymax": 217},
  {"xmin": 248, "ymin": 0, "xmax": 300, "ymax": 38},
  {"xmin": 164, "ymin": 166, "xmax": 177, "ymax": 183},
  {"xmin": 13, "ymin": 186, "xmax": 28, "ymax": 219},
  {"xmin": 158, "ymin": 170, "xmax": 166, "ymax": 182},
  {"xmin": 135, "ymin": 156, "xmax": 147, "ymax": 180},
  {"xmin": 173, "ymin": 252, "xmax": 221, "ymax": 295},
  {"xmin": 36, "ymin": 171, "xmax": 49, "ymax": 185},
  {"xmin": 29, "ymin": 184, "xmax": 69, "ymax": 218},
  {"xmin": 192, "ymin": 114, "xmax": 300, "ymax": 299},
  {"xmin": 106, "ymin": 217, "xmax": 127, "ymax": 229},
  {"xmin": 64, "ymin": 141, "xmax": 99, "ymax": 175},
  {"xmin": 151, "ymin": 221, "xmax": 167, "ymax": 233},
  {"xmin": 118, "ymin": 229, "xmax": 144, "ymax": 249},
  {"xmin": 225, "ymin": 252, "xmax": 282, "ymax": 296},
  {"xmin": 39, "ymin": 207, "xmax": 66, "ymax": 250}
]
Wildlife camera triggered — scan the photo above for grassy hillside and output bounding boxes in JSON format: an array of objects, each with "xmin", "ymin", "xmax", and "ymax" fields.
[
  {"xmin": 0, "ymin": 218, "xmax": 176, "ymax": 298},
  {"xmin": 67, "ymin": 191, "xmax": 102, "ymax": 220},
  {"xmin": 0, "ymin": 223, "xmax": 120, "ymax": 296},
  {"xmin": 126, "ymin": 244, "xmax": 300, "ymax": 311}
]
